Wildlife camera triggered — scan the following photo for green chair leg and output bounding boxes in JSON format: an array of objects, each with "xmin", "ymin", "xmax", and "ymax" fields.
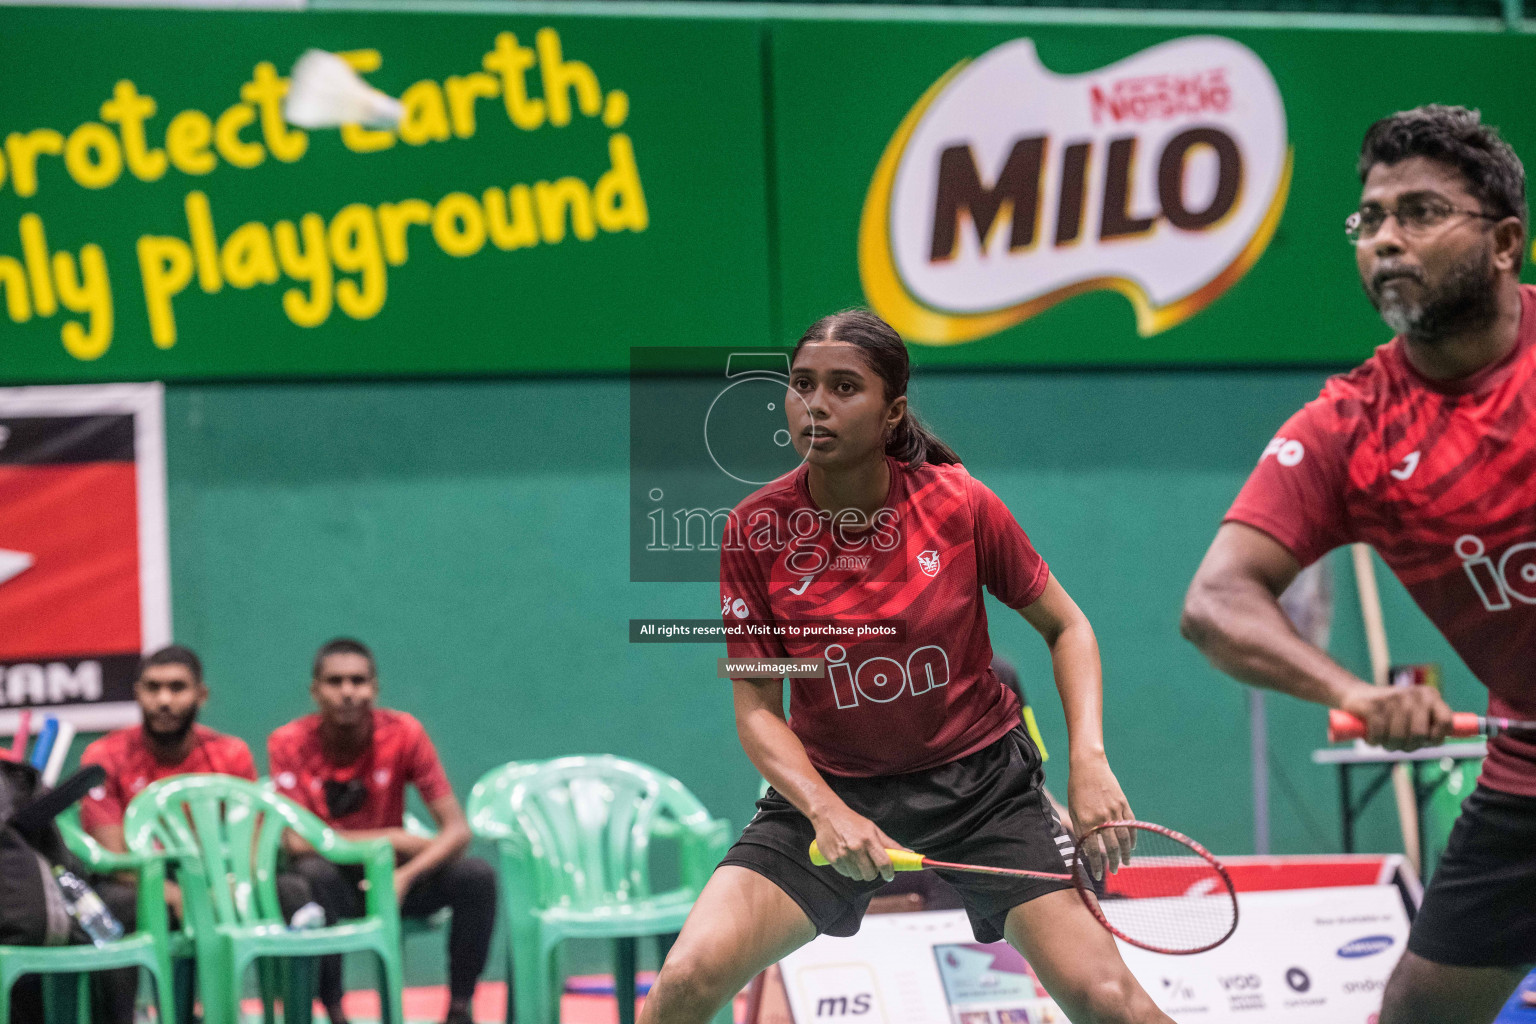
[
  {"xmin": 503, "ymin": 949, "xmax": 516, "ymax": 1024},
  {"xmin": 41, "ymin": 972, "xmax": 80, "ymax": 1024},
  {"xmin": 258, "ymin": 958, "xmax": 281, "ymax": 1024},
  {"xmin": 284, "ymin": 957, "xmax": 316, "ymax": 1024},
  {"xmin": 377, "ymin": 947, "xmax": 405, "ymax": 1024},
  {"xmin": 615, "ymin": 937, "xmax": 637, "ymax": 1024}
]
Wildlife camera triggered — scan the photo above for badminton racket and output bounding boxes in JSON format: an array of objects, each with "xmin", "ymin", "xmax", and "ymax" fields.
[
  {"xmin": 1329, "ymin": 708, "xmax": 1535, "ymax": 742},
  {"xmin": 811, "ymin": 819, "xmax": 1237, "ymax": 955}
]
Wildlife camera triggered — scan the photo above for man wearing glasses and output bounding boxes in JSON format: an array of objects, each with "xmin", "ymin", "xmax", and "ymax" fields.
[
  {"xmin": 1182, "ymin": 105, "xmax": 1536, "ymax": 1023},
  {"xmin": 269, "ymin": 638, "xmax": 497, "ymax": 1024}
]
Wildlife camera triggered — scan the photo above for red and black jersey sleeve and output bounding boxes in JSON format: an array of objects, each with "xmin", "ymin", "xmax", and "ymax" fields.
[
  {"xmin": 1225, "ymin": 401, "xmax": 1354, "ymax": 567},
  {"xmin": 400, "ymin": 715, "xmax": 453, "ymax": 804},
  {"xmin": 720, "ymin": 526, "xmax": 787, "ymax": 661},
  {"xmin": 969, "ymin": 477, "xmax": 1050, "ymax": 609},
  {"xmin": 78, "ymin": 734, "xmax": 127, "ymax": 831}
]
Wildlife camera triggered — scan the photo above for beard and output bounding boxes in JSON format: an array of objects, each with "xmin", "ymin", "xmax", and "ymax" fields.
[
  {"xmin": 144, "ymin": 704, "xmax": 199, "ymax": 745},
  {"xmin": 1365, "ymin": 241, "xmax": 1498, "ymax": 344}
]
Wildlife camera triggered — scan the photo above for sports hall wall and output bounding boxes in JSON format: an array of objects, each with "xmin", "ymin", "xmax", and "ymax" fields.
[
  {"xmin": 0, "ymin": 2, "xmax": 1519, "ymax": 885},
  {"xmin": 161, "ymin": 371, "xmax": 1480, "ymax": 872}
]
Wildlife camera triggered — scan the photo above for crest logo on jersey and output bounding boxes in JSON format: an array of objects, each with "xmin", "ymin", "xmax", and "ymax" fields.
[
  {"xmin": 917, "ymin": 549, "xmax": 942, "ymax": 576},
  {"xmin": 1457, "ymin": 534, "xmax": 1536, "ymax": 612},
  {"xmin": 721, "ymin": 596, "xmax": 750, "ymax": 619},
  {"xmin": 859, "ymin": 35, "xmax": 1290, "ymax": 345},
  {"xmin": 1390, "ymin": 451, "xmax": 1421, "ymax": 481}
]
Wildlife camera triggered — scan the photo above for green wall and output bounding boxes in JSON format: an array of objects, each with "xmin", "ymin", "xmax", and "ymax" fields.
[
  {"xmin": 165, "ymin": 369, "xmax": 1480, "ymax": 865},
  {"xmin": 148, "ymin": 366, "xmax": 1487, "ymax": 980}
]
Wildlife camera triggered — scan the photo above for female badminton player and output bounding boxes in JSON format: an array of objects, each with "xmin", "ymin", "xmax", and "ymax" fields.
[{"xmin": 638, "ymin": 310, "xmax": 1173, "ymax": 1024}]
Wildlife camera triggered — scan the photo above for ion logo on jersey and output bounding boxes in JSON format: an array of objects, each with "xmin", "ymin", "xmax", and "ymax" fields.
[
  {"xmin": 859, "ymin": 36, "xmax": 1290, "ymax": 345},
  {"xmin": 1458, "ymin": 534, "xmax": 1536, "ymax": 611}
]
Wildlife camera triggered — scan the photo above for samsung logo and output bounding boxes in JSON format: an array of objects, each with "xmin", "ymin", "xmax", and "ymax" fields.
[{"xmin": 1336, "ymin": 935, "xmax": 1395, "ymax": 959}]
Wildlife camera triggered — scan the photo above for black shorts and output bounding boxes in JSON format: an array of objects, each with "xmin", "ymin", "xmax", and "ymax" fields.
[
  {"xmin": 720, "ymin": 725, "xmax": 1073, "ymax": 943},
  {"xmin": 1410, "ymin": 784, "xmax": 1536, "ymax": 968}
]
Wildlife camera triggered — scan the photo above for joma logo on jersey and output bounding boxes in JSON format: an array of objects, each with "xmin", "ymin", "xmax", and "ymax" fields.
[
  {"xmin": 1260, "ymin": 436, "xmax": 1305, "ymax": 467},
  {"xmin": 1457, "ymin": 534, "xmax": 1536, "ymax": 611},
  {"xmin": 825, "ymin": 643, "xmax": 951, "ymax": 708}
]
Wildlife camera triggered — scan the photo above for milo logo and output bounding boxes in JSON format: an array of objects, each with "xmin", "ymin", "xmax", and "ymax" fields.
[{"xmin": 860, "ymin": 35, "xmax": 1290, "ymax": 344}]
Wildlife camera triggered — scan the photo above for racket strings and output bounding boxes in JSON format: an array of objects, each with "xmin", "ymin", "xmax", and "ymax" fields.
[{"xmin": 1075, "ymin": 826, "xmax": 1237, "ymax": 955}]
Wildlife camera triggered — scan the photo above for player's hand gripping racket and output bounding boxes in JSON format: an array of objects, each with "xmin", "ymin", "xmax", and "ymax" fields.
[
  {"xmin": 1328, "ymin": 708, "xmax": 1534, "ymax": 741},
  {"xmin": 810, "ymin": 820, "xmax": 1238, "ymax": 955}
]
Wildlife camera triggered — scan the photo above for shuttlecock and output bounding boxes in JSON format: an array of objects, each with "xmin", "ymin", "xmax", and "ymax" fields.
[{"xmin": 284, "ymin": 49, "xmax": 403, "ymax": 129}]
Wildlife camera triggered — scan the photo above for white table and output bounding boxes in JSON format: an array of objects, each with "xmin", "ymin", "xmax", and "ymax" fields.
[{"xmin": 1311, "ymin": 741, "xmax": 1487, "ymax": 867}]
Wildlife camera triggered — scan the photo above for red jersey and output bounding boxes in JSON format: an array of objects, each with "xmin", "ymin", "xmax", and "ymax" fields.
[
  {"xmin": 721, "ymin": 456, "xmax": 1050, "ymax": 777},
  {"xmin": 1227, "ymin": 285, "xmax": 1536, "ymax": 795},
  {"xmin": 79, "ymin": 725, "xmax": 257, "ymax": 831},
  {"xmin": 267, "ymin": 708, "xmax": 453, "ymax": 830}
]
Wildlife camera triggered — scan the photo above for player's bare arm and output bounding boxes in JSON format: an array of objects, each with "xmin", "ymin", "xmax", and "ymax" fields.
[
  {"xmin": 1019, "ymin": 572, "xmax": 1133, "ymax": 874},
  {"xmin": 388, "ymin": 792, "xmax": 472, "ymax": 900},
  {"xmin": 732, "ymin": 676, "xmax": 903, "ymax": 883},
  {"xmin": 1183, "ymin": 521, "xmax": 1453, "ymax": 749}
]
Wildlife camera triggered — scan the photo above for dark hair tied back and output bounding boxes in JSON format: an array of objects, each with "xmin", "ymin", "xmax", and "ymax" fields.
[{"xmin": 791, "ymin": 309, "xmax": 961, "ymax": 469}]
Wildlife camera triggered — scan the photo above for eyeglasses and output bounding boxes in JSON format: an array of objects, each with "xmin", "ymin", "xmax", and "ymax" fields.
[{"xmin": 1345, "ymin": 195, "xmax": 1500, "ymax": 243}]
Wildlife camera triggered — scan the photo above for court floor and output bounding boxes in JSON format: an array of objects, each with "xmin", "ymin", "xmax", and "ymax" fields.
[
  {"xmin": 228, "ymin": 967, "xmax": 1536, "ymax": 1023},
  {"xmin": 234, "ymin": 972, "xmax": 756, "ymax": 1023}
]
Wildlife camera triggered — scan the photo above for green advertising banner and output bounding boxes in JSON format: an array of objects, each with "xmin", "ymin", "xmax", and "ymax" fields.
[
  {"xmin": 772, "ymin": 20, "xmax": 1536, "ymax": 367},
  {"xmin": 0, "ymin": 8, "xmax": 770, "ymax": 381},
  {"xmin": 3, "ymin": 7, "xmax": 1535, "ymax": 381}
]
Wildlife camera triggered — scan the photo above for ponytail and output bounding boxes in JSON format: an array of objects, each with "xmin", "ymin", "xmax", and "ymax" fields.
[
  {"xmin": 886, "ymin": 409, "xmax": 960, "ymax": 469},
  {"xmin": 792, "ymin": 308, "xmax": 961, "ymax": 470}
]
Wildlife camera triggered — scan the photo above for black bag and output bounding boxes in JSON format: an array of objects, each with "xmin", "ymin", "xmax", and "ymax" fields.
[{"xmin": 0, "ymin": 759, "xmax": 89, "ymax": 946}]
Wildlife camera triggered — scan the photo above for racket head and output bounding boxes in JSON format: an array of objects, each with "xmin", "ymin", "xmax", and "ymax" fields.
[{"xmin": 1070, "ymin": 820, "xmax": 1238, "ymax": 956}]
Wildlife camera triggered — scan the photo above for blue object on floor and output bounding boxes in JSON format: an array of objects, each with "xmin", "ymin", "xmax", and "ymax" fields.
[
  {"xmin": 1494, "ymin": 968, "xmax": 1536, "ymax": 1021},
  {"xmin": 564, "ymin": 975, "xmax": 656, "ymax": 997}
]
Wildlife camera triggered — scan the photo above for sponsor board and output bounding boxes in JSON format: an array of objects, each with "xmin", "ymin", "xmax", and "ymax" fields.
[
  {"xmin": 779, "ymin": 885, "xmax": 1408, "ymax": 1022},
  {"xmin": 0, "ymin": 383, "xmax": 168, "ymax": 733},
  {"xmin": 1116, "ymin": 886, "xmax": 1410, "ymax": 1019},
  {"xmin": 861, "ymin": 36, "xmax": 1289, "ymax": 344}
]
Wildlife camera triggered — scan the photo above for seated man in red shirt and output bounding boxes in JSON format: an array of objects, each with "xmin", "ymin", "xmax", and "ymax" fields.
[
  {"xmin": 81, "ymin": 644, "xmax": 308, "ymax": 1024},
  {"xmin": 269, "ymin": 638, "xmax": 496, "ymax": 1024}
]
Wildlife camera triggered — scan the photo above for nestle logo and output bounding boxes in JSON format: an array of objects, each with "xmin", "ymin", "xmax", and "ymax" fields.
[
  {"xmin": 1088, "ymin": 68, "xmax": 1232, "ymax": 125},
  {"xmin": 1336, "ymin": 935, "xmax": 1394, "ymax": 959}
]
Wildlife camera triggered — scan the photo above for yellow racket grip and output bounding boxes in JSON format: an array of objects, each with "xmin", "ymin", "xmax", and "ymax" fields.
[{"xmin": 808, "ymin": 842, "xmax": 926, "ymax": 871}]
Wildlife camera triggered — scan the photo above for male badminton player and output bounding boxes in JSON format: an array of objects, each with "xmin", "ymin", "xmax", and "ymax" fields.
[
  {"xmin": 639, "ymin": 310, "xmax": 1172, "ymax": 1024},
  {"xmin": 1182, "ymin": 106, "xmax": 1536, "ymax": 1023}
]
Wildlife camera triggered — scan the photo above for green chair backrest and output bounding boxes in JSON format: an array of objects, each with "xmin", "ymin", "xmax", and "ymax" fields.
[
  {"xmin": 468, "ymin": 756, "xmax": 715, "ymax": 911},
  {"xmin": 123, "ymin": 773, "xmax": 335, "ymax": 932}
]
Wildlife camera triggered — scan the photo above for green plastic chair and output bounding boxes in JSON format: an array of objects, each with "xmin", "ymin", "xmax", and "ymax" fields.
[
  {"xmin": 1422, "ymin": 753, "xmax": 1484, "ymax": 878},
  {"xmin": 257, "ymin": 777, "xmax": 450, "ymax": 939},
  {"xmin": 0, "ymin": 812, "xmax": 176, "ymax": 1024},
  {"xmin": 467, "ymin": 756, "xmax": 732, "ymax": 1024},
  {"xmin": 123, "ymin": 773, "xmax": 405, "ymax": 1024}
]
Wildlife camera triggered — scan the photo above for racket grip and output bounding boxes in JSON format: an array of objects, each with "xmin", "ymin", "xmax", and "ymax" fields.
[
  {"xmin": 1329, "ymin": 708, "xmax": 1485, "ymax": 741},
  {"xmin": 808, "ymin": 842, "xmax": 926, "ymax": 871}
]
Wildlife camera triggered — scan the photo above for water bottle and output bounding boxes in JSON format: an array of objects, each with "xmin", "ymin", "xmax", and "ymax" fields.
[
  {"xmin": 51, "ymin": 866, "xmax": 124, "ymax": 946},
  {"xmin": 289, "ymin": 901, "xmax": 326, "ymax": 930}
]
